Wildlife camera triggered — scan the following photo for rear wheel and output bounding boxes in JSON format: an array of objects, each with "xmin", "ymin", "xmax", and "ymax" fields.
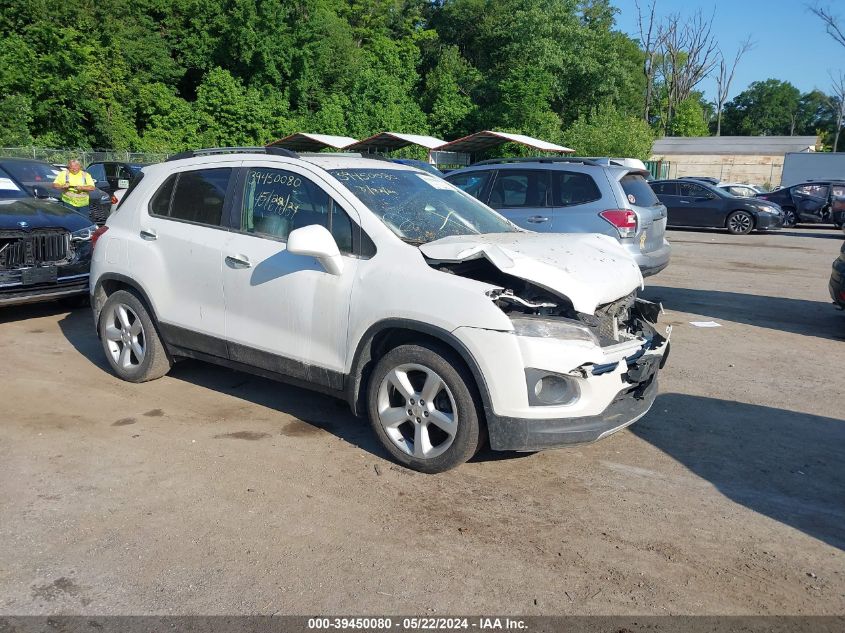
[
  {"xmin": 367, "ymin": 343, "xmax": 485, "ymax": 473},
  {"xmin": 98, "ymin": 289, "xmax": 171, "ymax": 383},
  {"xmin": 727, "ymin": 210, "xmax": 754, "ymax": 235}
]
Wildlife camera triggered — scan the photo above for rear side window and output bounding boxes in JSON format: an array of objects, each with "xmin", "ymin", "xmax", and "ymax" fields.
[
  {"xmin": 489, "ymin": 170, "xmax": 550, "ymax": 208},
  {"xmin": 170, "ymin": 168, "xmax": 232, "ymax": 226},
  {"xmin": 148, "ymin": 174, "xmax": 175, "ymax": 216},
  {"xmin": 620, "ymin": 174, "xmax": 659, "ymax": 207},
  {"xmin": 445, "ymin": 171, "xmax": 491, "ymax": 200},
  {"xmin": 551, "ymin": 171, "xmax": 601, "ymax": 206},
  {"xmin": 650, "ymin": 182, "xmax": 676, "ymax": 196}
]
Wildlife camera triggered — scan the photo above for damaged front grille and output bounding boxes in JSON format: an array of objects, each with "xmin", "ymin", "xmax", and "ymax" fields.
[
  {"xmin": 577, "ymin": 292, "xmax": 637, "ymax": 345},
  {"xmin": 0, "ymin": 230, "xmax": 71, "ymax": 269}
]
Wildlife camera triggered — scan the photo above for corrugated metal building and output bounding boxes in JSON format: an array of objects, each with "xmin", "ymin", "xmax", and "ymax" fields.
[{"xmin": 650, "ymin": 136, "xmax": 818, "ymax": 186}]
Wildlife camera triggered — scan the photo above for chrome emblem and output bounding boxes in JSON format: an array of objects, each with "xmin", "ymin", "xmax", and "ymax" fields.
[{"xmin": 18, "ymin": 221, "xmax": 29, "ymax": 229}]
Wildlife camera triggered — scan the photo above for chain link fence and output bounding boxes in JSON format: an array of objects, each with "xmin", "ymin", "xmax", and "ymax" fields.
[{"xmin": 0, "ymin": 147, "xmax": 170, "ymax": 165}]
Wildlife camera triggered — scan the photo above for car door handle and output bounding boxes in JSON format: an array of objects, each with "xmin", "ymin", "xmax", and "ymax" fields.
[
  {"xmin": 140, "ymin": 228, "xmax": 157, "ymax": 240},
  {"xmin": 526, "ymin": 215, "xmax": 550, "ymax": 223},
  {"xmin": 225, "ymin": 254, "xmax": 252, "ymax": 268},
  {"xmin": 679, "ymin": 200, "xmax": 691, "ymax": 204}
]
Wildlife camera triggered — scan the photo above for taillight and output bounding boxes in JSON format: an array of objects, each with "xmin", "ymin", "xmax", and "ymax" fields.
[
  {"xmin": 599, "ymin": 209, "xmax": 637, "ymax": 238},
  {"xmin": 110, "ymin": 194, "xmax": 118, "ymax": 205},
  {"xmin": 91, "ymin": 225, "xmax": 109, "ymax": 249}
]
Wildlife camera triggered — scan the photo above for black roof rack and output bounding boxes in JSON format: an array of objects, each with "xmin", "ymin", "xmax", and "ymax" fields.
[
  {"xmin": 166, "ymin": 146, "xmax": 298, "ymax": 162},
  {"xmin": 472, "ymin": 156, "xmax": 604, "ymax": 167}
]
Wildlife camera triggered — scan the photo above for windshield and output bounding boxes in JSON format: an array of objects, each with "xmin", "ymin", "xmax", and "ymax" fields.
[
  {"xmin": 3, "ymin": 161, "xmax": 59, "ymax": 188},
  {"xmin": 0, "ymin": 166, "xmax": 29, "ymax": 200},
  {"xmin": 330, "ymin": 167, "xmax": 518, "ymax": 243}
]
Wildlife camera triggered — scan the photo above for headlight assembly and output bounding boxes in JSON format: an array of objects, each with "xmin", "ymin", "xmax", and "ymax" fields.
[
  {"xmin": 71, "ymin": 225, "xmax": 97, "ymax": 241},
  {"xmin": 510, "ymin": 316, "xmax": 599, "ymax": 345}
]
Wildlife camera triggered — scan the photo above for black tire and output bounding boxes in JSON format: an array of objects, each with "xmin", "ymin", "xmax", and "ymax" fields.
[
  {"xmin": 726, "ymin": 210, "xmax": 754, "ymax": 235},
  {"xmin": 366, "ymin": 342, "xmax": 485, "ymax": 473},
  {"xmin": 782, "ymin": 207, "xmax": 797, "ymax": 228},
  {"xmin": 98, "ymin": 289, "xmax": 171, "ymax": 383}
]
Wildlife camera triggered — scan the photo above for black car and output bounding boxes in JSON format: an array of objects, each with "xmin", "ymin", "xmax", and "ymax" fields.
[
  {"xmin": 832, "ymin": 194, "xmax": 845, "ymax": 234},
  {"xmin": 651, "ymin": 179, "xmax": 784, "ymax": 235},
  {"xmin": 830, "ymin": 241, "xmax": 845, "ymax": 310},
  {"xmin": 86, "ymin": 161, "xmax": 145, "ymax": 195},
  {"xmin": 0, "ymin": 165, "xmax": 97, "ymax": 307},
  {"xmin": 0, "ymin": 158, "xmax": 112, "ymax": 225},
  {"xmin": 755, "ymin": 181, "xmax": 845, "ymax": 228}
]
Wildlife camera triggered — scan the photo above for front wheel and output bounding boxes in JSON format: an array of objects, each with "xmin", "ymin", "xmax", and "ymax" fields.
[
  {"xmin": 782, "ymin": 208, "xmax": 797, "ymax": 228},
  {"xmin": 727, "ymin": 210, "xmax": 754, "ymax": 235},
  {"xmin": 367, "ymin": 343, "xmax": 485, "ymax": 473},
  {"xmin": 98, "ymin": 289, "xmax": 171, "ymax": 383}
]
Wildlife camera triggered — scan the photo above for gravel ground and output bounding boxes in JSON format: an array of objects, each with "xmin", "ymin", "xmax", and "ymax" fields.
[{"xmin": 0, "ymin": 227, "xmax": 843, "ymax": 616}]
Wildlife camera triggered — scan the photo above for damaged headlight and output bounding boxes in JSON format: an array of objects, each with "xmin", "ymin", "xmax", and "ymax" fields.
[
  {"xmin": 510, "ymin": 316, "xmax": 599, "ymax": 345},
  {"xmin": 71, "ymin": 225, "xmax": 97, "ymax": 241}
]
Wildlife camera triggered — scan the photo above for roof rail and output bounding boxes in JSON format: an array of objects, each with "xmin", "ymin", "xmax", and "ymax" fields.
[
  {"xmin": 166, "ymin": 147, "xmax": 299, "ymax": 162},
  {"xmin": 297, "ymin": 151, "xmax": 393, "ymax": 162},
  {"xmin": 472, "ymin": 156, "xmax": 604, "ymax": 167}
]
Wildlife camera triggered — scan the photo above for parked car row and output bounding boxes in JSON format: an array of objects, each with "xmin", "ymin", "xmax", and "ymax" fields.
[{"xmin": 756, "ymin": 180, "xmax": 845, "ymax": 228}]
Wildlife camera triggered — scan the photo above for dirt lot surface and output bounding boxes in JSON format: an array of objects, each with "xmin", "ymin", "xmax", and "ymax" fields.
[{"xmin": 1, "ymin": 227, "xmax": 843, "ymax": 616}]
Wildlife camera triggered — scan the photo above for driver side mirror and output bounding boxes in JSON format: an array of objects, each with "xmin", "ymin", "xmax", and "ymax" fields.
[{"xmin": 287, "ymin": 224, "xmax": 344, "ymax": 276}]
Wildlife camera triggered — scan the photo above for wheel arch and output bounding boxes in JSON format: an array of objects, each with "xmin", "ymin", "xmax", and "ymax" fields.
[
  {"xmin": 92, "ymin": 273, "xmax": 160, "ymax": 334},
  {"xmin": 726, "ymin": 208, "xmax": 757, "ymax": 229},
  {"xmin": 346, "ymin": 319, "xmax": 492, "ymax": 419}
]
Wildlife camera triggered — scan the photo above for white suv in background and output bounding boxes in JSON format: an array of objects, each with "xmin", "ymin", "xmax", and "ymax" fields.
[{"xmin": 90, "ymin": 148, "xmax": 670, "ymax": 473}]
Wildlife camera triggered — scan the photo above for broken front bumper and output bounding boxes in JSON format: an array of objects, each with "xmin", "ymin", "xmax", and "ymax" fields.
[{"xmin": 453, "ymin": 309, "xmax": 670, "ymax": 452}]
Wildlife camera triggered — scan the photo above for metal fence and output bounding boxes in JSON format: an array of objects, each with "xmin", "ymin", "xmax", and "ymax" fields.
[{"xmin": 0, "ymin": 147, "xmax": 170, "ymax": 165}]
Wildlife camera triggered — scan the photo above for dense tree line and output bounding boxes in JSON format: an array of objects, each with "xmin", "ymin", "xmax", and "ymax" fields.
[
  {"xmin": 0, "ymin": 0, "xmax": 841, "ymax": 158},
  {"xmin": 0, "ymin": 0, "xmax": 655, "ymax": 156}
]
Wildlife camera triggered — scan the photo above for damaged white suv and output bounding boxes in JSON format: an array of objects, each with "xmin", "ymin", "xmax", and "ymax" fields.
[{"xmin": 90, "ymin": 148, "xmax": 670, "ymax": 473}]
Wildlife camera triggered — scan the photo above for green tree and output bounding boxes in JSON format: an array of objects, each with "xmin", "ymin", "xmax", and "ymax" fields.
[
  {"xmin": 669, "ymin": 96, "xmax": 710, "ymax": 136},
  {"xmin": 564, "ymin": 104, "xmax": 655, "ymax": 159},
  {"xmin": 721, "ymin": 79, "xmax": 802, "ymax": 136}
]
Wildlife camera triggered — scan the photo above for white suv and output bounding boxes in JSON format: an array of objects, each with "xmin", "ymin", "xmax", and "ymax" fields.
[{"xmin": 90, "ymin": 148, "xmax": 670, "ymax": 473}]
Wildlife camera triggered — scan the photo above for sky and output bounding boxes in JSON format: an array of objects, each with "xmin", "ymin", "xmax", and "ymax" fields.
[{"xmin": 612, "ymin": 0, "xmax": 845, "ymax": 101}]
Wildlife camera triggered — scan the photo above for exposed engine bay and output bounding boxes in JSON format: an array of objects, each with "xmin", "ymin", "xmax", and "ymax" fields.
[{"xmin": 431, "ymin": 257, "xmax": 662, "ymax": 348}]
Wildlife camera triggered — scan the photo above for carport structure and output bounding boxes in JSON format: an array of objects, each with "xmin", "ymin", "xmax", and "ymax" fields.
[
  {"xmin": 431, "ymin": 130, "xmax": 574, "ymax": 166},
  {"xmin": 344, "ymin": 132, "xmax": 446, "ymax": 154},
  {"xmin": 266, "ymin": 133, "xmax": 360, "ymax": 152}
]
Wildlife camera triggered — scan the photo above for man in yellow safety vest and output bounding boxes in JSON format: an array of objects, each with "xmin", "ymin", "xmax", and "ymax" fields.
[{"xmin": 53, "ymin": 159, "xmax": 95, "ymax": 214}]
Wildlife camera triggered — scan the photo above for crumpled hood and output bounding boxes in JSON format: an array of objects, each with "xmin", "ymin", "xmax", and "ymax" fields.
[{"xmin": 420, "ymin": 233, "xmax": 643, "ymax": 315}]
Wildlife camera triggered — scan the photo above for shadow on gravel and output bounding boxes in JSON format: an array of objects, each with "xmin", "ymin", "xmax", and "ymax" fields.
[
  {"xmin": 57, "ymin": 306, "xmax": 112, "ymax": 372},
  {"xmin": 57, "ymin": 308, "xmax": 530, "ymax": 466},
  {"xmin": 641, "ymin": 285, "xmax": 845, "ymax": 340},
  {"xmin": 636, "ymin": 393, "xmax": 845, "ymax": 550}
]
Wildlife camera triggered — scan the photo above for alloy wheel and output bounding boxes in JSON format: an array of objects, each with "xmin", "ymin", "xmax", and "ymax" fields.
[
  {"xmin": 376, "ymin": 363, "xmax": 457, "ymax": 459},
  {"xmin": 729, "ymin": 213, "xmax": 752, "ymax": 233},
  {"xmin": 104, "ymin": 303, "xmax": 146, "ymax": 369}
]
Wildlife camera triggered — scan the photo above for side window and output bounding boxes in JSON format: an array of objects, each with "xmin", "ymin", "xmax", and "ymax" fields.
[
  {"xmin": 552, "ymin": 171, "xmax": 602, "ymax": 206},
  {"xmin": 489, "ymin": 170, "xmax": 550, "ymax": 208},
  {"xmin": 88, "ymin": 163, "xmax": 106, "ymax": 181},
  {"xmin": 795, "ymin": 184, "xmax": 829, "ymax": 198},
  {"xmin": 149, "ymin": 174, "xmax": 176, "ymax": 216},
  {"xmin": 679, "ymin": 182, "xmax": 707, "ymax": 198},
  {"xmin": 164, "ymin": 168, "xmax": 231, "ymax": 226},
  {"xmin": 241, "ymin": 167, "xmax": 354, "ymax": 254},
  {"xmin": 445, "ymin": 171, "xmax": 491, "ymax": 200},
  {"xmin": 104, "ymin": 163, "xmax": 119, "ymax": 179}
]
